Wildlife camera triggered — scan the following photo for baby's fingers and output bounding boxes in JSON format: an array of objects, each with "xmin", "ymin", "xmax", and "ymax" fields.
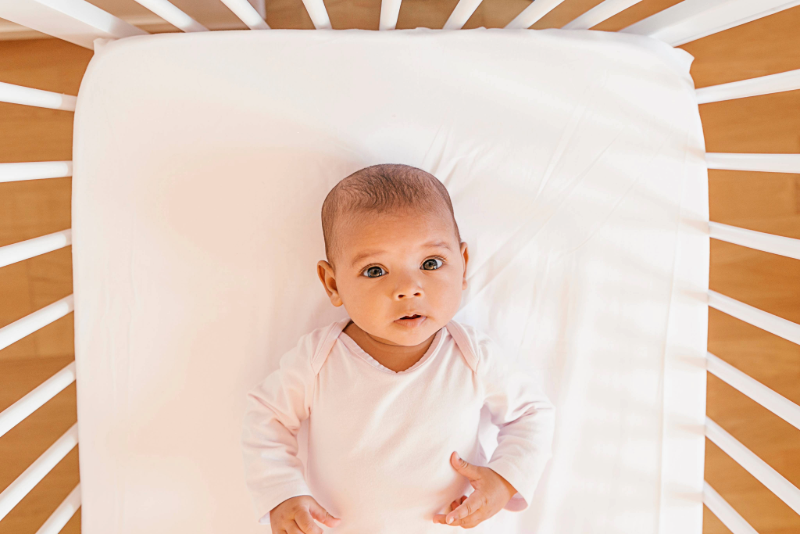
[
  {"xmin": 303, "ymin": 500, "xmax": 341, "ymax": 532},
  {"xmin": 286, "ymin": 521, "xmax": 314, "ymax": 534},
  {"xmin": 288, "ymin": 512, "xmax": 321, "ymax": 534},
  {"xmin": 450, "ymin": 495, "xmax": 467, "ymax": 511},
  {"xmin": 292, "ymin": 505, "xmax": 335, "ymax": 534},
  {"xmin": 444, "ymin": 491, "xmax": 486, "ymax": 527}
]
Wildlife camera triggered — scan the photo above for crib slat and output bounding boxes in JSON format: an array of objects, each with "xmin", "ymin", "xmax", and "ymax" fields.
[
  {"xmin": 0, "ymin": 295, "xmax": 74, "ymax": 352},
  {"xmin": 0, "ymin": 0, "xmax": 147, "ymax": 50},
  {"xmin": 0, "ymin": 82, "xmax": 76, "ymax": 111},
  {"xmin": 219, "ymin": 0, "xmax": 270, "ymax": 30},
  {"xmin": 620, "ymin": 0, "xmax": 800, "ymax": 47},
  {"xmin": 248, "ymin": 0, "xmax": 266, "ymax": 19},
  {"xmin": 703, "ymin": 482, "xmax": 760, "ymax": 534},
  {"xmin": 0, "ymin": 161, "xmax": 72, "ymax": 183},
  {"xmin": 300, "ymin": 0, "xmax": 332, "ymax": 29},
  {"xmin": 0, "ymin": 230, "xmax": 72, "ymax": 269},
  {"xmin": 708, "ymin": 290, "xmax": 800, "ymax": 347},
  {"xmin": 0, "ymin": 424, "xmax": 79, "ymax": 522},
  {"xmin": 0, "ymin": 363, "xmax": 76, "ymax": 439},
  {"xmin": 707, "ymin": 352, "xmax": 800, "ymax": 432},
  {"xmin": 697, "ymin": 69, "xmax": 800, "ymax": 104},
  {"xmin": 706, "ymin": 417, "xmax": 800, "ymax": 516},
  {"xmin": 379, "ymin": 0, "xmax": 403, "ymax": 30},
  {"xmin": 709, "ymin": 221, "xmax": 800, "ymax": 261},
  {"xmin": 563, "ymin": 0, "xmax": 644, "ymax": 30},
  {"xmin": 132, "ymin": 0, "xmax": 208, "ymax": 32},
  {"xmin": 35, "ymin": 484, "xmax": 81, "ymax": 534},
  {"xmin": 505, "ymin": 0, "xmax": 567, "ymax": 29},
  {"xmin": 444, "ymin": 0, "xmax": 483, "ymax": 30},
  {"xmin": 706, "ymin": 153, "xmax": 800, "ymax": 174}
]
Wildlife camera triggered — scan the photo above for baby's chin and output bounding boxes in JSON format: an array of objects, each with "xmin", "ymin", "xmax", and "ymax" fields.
[{"xmin": 381, "ymin": 317, "xmax": 441, "ymax": 346}]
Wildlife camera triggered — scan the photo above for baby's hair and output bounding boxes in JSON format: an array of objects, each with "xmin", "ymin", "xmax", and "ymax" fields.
[{"xmin": 321, "ymin": 163, "xmax": 461, "ymax": 270}]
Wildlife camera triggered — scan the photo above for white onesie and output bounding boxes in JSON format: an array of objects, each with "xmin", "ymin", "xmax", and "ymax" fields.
[{"xmin": 241, "ymin": 318, "xmax": 555, "ymax": 533}]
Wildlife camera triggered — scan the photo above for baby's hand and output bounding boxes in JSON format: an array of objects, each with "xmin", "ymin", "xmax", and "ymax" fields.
[
  {"xmin": 432, "ymin": 452, "xmax": 518, "ymax": 528},
  {"xmin": 270, "ymin": 495, "xmax": 341, "ymax": 534}
]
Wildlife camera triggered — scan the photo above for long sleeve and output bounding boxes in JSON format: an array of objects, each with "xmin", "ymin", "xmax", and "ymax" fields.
[
  {"xmin": 241, "ymin": 333, "xmax": 318, "ymax": 525},
  {"xmin": 476, "ymin": 331, "xmax": 556, "ymax": 512}
]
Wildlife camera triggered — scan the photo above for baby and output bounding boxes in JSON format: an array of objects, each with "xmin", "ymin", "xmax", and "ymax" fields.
[{"xmin": 241, "ymin": 164, "xmax": 555, "ymax": 533}]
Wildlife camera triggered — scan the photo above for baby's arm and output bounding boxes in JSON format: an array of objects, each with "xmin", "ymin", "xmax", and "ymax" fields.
[
  {"xmin": 477, "ymin": 333, "xmax": 556, "ymax": 512},
  {"xmin": 241, "ymin": 336, "xmax": 317, "ymax": 524}
]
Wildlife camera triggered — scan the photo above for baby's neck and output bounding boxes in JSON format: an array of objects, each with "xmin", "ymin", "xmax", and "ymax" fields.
[{"xmin": 343, "ymin": 321, "xmax": 437, "ymax": 373}]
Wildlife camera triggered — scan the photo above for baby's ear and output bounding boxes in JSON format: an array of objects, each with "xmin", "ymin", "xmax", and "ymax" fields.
[
  {"xmin": 317, "ymin": 260, "xmax": 343, "ymax": 306},
  {"xmin": 460, "ymin": 242, "xmax": 469, "ymax": 281}
]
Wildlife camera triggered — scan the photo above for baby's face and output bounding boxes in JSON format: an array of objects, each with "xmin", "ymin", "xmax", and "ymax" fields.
[{"xmin": 317, "ymin": 208, "xmax": 468, "ymax": 347}]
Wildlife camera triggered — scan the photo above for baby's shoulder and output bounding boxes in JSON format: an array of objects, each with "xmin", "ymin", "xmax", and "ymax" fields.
[
  {"xmin": 448, "ymin": 321, "xmax": 504, "ymax": 373},
  {"xmin": 278, "ymin": 319, "xmax": 348, "ymax": 376}
]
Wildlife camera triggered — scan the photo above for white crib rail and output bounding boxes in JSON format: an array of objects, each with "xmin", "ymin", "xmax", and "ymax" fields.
[
  {"xmin": 564, "ymin": 0, "xmax": 644, "ymax": 30},
  {"xmin": 704, "ymin": 288, "xmax": 800, "ymax": 529},
  {"xmin": 301, "ymin": 0, "xmax": 332, "ymax": 29},
  {"xmin": 706, "ymin": 153, "xmax": 800, "ymax": 174},
  {"xmin": 0, "ymin": 162, "xmax": 73, "ymax": 183},
  {"xmin": 0, "ymin": 82, "xmax": 76, "ymax": 110},
  {"xmin": 0, "ymin": 363, "xmax": 77, "ymax": 439},
  {"xmin": 0, "ymin": 295, "xmax": 75, "ymax": 352},
  {"xmin": 709, "ymin": 222, "xmax": 800, "ymax": 261},
  {"xmin": 707, "ymin": 417, "xmax": 800, "ymax": 515},
  {"xmin": 132, "ymin": 0, "xmax": 208, "ymax": 32},
  {"xmin": 379, "ymin": 0, "xmax": 403, "ymax": 30},
  {"xmin": 708, "ymin": 290, "xmax": 800, "ymax": 346},
  {"xmin": 696, "ymin": 68, "xmax": 800, "ymax": 104},
  {"xmin": 707, "ymin": 352, "xmax": 800, "ymax": 431},
  {"xmin": 621, "ymin": 0, "xmax": 800, "ymax": 46},
  {"xmin": 505, "ymin": 0, "xmax": 566, "ymax": 29},
  {"xmin": 0, "ymin": 424, "xmax": 79, "ymax": 522},
  {"xmin": 35, "ymin": 484, "xmax": 81, "ymax": 534},
  {"xmin": 703, "ymin": 482, "xmax": 760, "ymax": 534},
  {"xmin": 444, "ymin": 0, "xmax": 484, "ymax": 30},
  {"xmin": 0, "ymin": 0, "xmax": 147, "ymax": 49},
  {"xmin": 219, "ymin": 0, "xmax": 270, "ymax": 30},
  {"xmin": 0, "ymin": 230, "xmax": 73, "ymax": 269}
]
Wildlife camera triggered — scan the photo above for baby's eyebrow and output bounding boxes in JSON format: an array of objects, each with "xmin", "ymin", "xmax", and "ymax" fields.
[
  {"xmin": 423, "ymin": 240, "xmax": 453, "ymax": 252},
  {"xmin": 350, "ymin": 240, "xmax": 453, "ymax": 268},
  {"xmin": 350, "ymin": 250, "xmax": 383, "ymax": 268}
]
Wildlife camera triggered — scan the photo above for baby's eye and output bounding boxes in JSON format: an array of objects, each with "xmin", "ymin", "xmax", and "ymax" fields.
[
  {"xmin": 422, "ymin": 258, "xmax": 443, "ymax": 271},
  {"xmin": 362, "ymin": 265, "xmax": 386, "ymax": 278}
]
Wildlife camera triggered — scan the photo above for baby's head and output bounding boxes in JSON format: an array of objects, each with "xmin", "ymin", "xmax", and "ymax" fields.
[{"xmin": 317, "ymin": 164, "xmax": 469, "ymax": 347}]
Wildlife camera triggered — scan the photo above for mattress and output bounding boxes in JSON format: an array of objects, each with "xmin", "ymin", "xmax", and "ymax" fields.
[{"xmin": 72, "ymin": 28, "xmax": 709, "ymax": 534}]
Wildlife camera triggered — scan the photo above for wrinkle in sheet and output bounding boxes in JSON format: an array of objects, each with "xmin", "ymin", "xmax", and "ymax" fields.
[
  {"xmin": 463, "ymin": 122, "xmax": 628, "ymax": 307},
  {"xmin": 462, "ymin": 70, "xmax": 615, "ymax": 296},
  {"xmin": 550, "ymin": 130, "xmax": 678, "ymax": 266}
]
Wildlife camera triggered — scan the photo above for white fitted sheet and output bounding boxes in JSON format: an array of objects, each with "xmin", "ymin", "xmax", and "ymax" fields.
[{"xmin": 72, "ymin": 28, "xmax": 709, "ymax": 534}]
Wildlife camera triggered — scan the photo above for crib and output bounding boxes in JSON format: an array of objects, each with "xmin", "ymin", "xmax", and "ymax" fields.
[{"xmin": 0, "ymin": 0, "xmax": 798, "ymax": 533}]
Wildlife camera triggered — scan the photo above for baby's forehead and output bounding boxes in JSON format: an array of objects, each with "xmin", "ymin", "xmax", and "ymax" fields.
[
  {"xmin": 337, "ymin": 206, "xmax": 458, "ymax": 248},
  {"xmin": 341, "ymin": 204, "xmax": 451, "ymax": 227}
]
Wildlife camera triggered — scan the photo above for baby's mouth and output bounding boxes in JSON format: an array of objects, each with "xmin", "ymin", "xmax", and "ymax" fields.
[{"xmin": 395, "ymin": 314, "xmax": 426, "ymax": 327}]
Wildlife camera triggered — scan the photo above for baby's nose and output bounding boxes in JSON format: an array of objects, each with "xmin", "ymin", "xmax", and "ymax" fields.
[
  {"xmin": 395, "ymin": 288, "xmax": 423, "ymax": 299},
  {"xmin": 393, "ymin": 278, "xmax": 424, "ymax": 299}
]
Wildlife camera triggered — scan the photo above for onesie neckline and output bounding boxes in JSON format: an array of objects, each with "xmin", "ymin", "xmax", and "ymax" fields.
[{"xmin": 339, "ymin": 325, "xmax": 446, "ymax": 376}]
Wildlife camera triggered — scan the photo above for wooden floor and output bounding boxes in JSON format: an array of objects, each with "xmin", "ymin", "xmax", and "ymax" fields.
[{"xmin": 0, "ymin": 1, "xmax": 798, "ymax": 532}]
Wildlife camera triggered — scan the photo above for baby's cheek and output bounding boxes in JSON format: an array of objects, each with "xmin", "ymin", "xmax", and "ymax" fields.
[{"xmin": 343, "ymin": 300, "xmax": 382, "ymax": 330}]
